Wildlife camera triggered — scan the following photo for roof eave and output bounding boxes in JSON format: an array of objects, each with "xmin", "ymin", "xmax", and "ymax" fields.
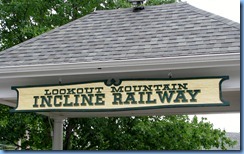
[{"xmin": 0, "ymin": 53, "xmax": 240, "ymax": 79}]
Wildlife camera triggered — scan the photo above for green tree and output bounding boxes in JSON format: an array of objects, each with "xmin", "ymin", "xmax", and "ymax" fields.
[
  {"xmin": 0, "ymin": 0, "xmax": 177, "ymax": 51},
  {"xmin": 0, "ymin": 0, "xmax": 237, "ymax": 150},
  {"xmin": 62, "ymin": 116, "xmax": 236, "ymax": 150},
  {"xmin": 0, "ymin": 103, "xmax": 237, "ymax": 150},
  {"xmin": 0, "ymin": 0, "xmax": 105, "ymax": 51},
  {"xmin": 0, "ymin": 104, "xmax": 52, "ymax": 150}
]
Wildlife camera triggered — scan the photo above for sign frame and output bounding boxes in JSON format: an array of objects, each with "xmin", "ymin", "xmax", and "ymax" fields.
[{"xmin": 11, "ymin": 76, "xmax": 229, "ymax": 112}]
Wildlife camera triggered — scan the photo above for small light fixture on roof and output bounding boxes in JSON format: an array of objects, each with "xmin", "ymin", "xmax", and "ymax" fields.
[{"xmin": 128, "ymin": 0, "xmax": 145, "ymax": 12}]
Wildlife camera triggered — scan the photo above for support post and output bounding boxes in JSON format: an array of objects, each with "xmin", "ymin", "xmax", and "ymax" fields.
[{"xmin": 52, "ymin": 117, "xmax": 64, "ymax": 150}]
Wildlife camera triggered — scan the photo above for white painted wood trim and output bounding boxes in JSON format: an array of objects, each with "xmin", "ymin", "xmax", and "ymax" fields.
[{"xmin": 0, "ymin": 53, "xmax": 240, "ymax": 79}]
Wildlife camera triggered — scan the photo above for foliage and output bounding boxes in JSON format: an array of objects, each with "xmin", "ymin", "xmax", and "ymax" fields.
[
  {"xmin": 0, "ymin": 0, "xmax": 103, "ymax": 51},
  {"xmin": 0, "ymin": 0, "xmax": 178, "ymax": 51},
  {"xmin": 145, "ymin": 0, "xmax": 176, "ymax": 5},
  {"xmin": 0, "ymin": 104, "xmax": 52, "ymax": 150},
  {"xmin": 62, "ymin": 116, "xmax": 236, "ymax": 150},
  {"xmin": 0, "ymin": 103, "xmax": 237, "ymax": 150},
  {"xmin": 0, "ymin": 0, "xmax": 236, "ymax": 150}
]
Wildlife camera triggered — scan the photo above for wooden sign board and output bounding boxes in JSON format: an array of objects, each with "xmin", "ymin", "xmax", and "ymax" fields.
[{"xmin": 11, "ymin": 76, "xmax": 229, "ymax": 112}]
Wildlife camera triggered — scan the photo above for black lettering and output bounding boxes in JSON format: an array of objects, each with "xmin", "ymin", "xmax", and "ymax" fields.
[
  {"xmin": 187, "ymin": 90, "xmax": 201, "ymax": 102},
  {"xmin": 163, "ymin": 84, "xmax": 171, "ymax": 90},
  {"xmin": 44, "ymin": 89, "xmax": 51, "ymax": 95},
  {"xmin": 63, "ymin": 95, "xmax": 73, "ymax": 106},
  {"xmin": 124, "ymin": 92, "xmax": 137, "ymax": 104},
  {"xmin": 133, "ymin": 86, "xmax": 142, "ymax": 92},
  {"xmin": 73, "ymin": 95, "xmax": 80, "ymax": 106},
  {"xmin": 95, "ymin": 87, "xmax": 103, "ymax": 93},
  {"xmin": 60, "ymin": 89, "xmax": 66, "ymax": 95},
  {"xmin": 33, "ymin": 96, "xmax": 39, "ymax": 107},
  {"xmin": 174, "ymin": 90, "xmax": 188, "ymax": 103},
  {"xmin": 81, "ymin": 94, "xmax": 93, "ymax": 106},
  {"xmin": 52, "ymin": 89, "xmax": 59, "ymax": 95},
  {"xmin": 124, "ymin": 86, "xmax": 132, "ymax": 92},
  {"xmin": 67, "ymin": 88, "xmax": 76, "ymax": 94},
  {"xmin": 178, "ymin": 83, "xmax": 188, "ymax": 90},
  {"xmin": 157, "ymin": 91, "xmax": 175, "ymax": 103},
  {"xmin": 40, "ymin": 96, "xmax": 52, "ymax": 107},
  {"xmin": 111, "ymin": 86, "xmax": 123, "ymax": 93},
  {"xmin": 112, "ymin": 93, "xmax": 123, "ymax": 105},
  {"xmin": 85, "ymin": 88, "xmax": 93, "ymax": 93},
  {"xmin": 77, "ymin": 88, "xmax": 83, "ymax": 94},
  {"xmin": 143, "ymin": 85, "xmax": 152, "ymax": 92},
  {"xmin": 54, "ymin": 95, "xmax": 62, "ymax": 107},
  {"xmin": 171, "ymin": 84, "xmax": 177, "ymax": 90},
  {"xmin": 95, "ymin": 94, "xmax": 105, "ymax": 105},
  {"xmin": 146, "ymin": 92, "xmax": 156, "ymax": 104},
  {"xmin": 154, "ymin": 85, "xmax": 162, "ymax": 91}
]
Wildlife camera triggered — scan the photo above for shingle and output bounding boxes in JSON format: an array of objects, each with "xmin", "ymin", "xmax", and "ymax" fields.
[{"xmin": 0, "ymin": 2, "xmax": 240, "ymax": 67}]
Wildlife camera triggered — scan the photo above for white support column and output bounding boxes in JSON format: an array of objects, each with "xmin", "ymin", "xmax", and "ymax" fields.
[{"xmin": 52, "ymin": 117, "xmax": 64, "ymax": 150}]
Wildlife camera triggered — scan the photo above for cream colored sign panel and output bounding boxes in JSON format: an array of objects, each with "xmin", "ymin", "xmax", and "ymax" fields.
[{"xmin": 12, "ymin": 77, "xmax": 229, "ymax": 112}]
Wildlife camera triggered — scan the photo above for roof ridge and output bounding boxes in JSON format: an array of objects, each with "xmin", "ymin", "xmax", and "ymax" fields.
[
  {"xmin": 94, "ymin": 7, "xmax": 131, "ymax": 13},
  {"xmin": 184, "ymin": 3, "xmax": 239, "ymax": 30},
  {"xmin": 94, "ymin": 2, "xmax": 186, "ymax": 13},
  {"xmin": 0, "ymin": 12, "xmax": 95, "ymax": 55}
]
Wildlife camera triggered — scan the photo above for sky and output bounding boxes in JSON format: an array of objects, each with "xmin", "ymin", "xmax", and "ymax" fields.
[
  {"xmin": 185, "ymin": 0, "xmax": 240, "ymax": 133},
  {"xmin": 186, "ymin": 0, "xmax": 240, "ymax": 23}
]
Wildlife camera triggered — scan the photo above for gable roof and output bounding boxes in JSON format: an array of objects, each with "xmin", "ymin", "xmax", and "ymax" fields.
[{"xmin": 0, "ymin": 2, "xmax": 240, "ymax": 68}]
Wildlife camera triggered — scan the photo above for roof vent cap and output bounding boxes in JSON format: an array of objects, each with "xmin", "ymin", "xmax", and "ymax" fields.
[{"xmin": 128, "ymin": 0, "xmax": 145, "ymax": 12}]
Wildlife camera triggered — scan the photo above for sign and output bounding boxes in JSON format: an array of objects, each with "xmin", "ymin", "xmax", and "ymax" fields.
[{"xmin": 12, "ymin": 76, "xmax": 229, "ymax": 112}]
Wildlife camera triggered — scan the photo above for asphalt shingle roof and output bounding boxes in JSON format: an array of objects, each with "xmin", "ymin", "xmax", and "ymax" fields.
[{"xmin": 0, "ymin": 2, "xmax": 240, "ymax": 67}]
